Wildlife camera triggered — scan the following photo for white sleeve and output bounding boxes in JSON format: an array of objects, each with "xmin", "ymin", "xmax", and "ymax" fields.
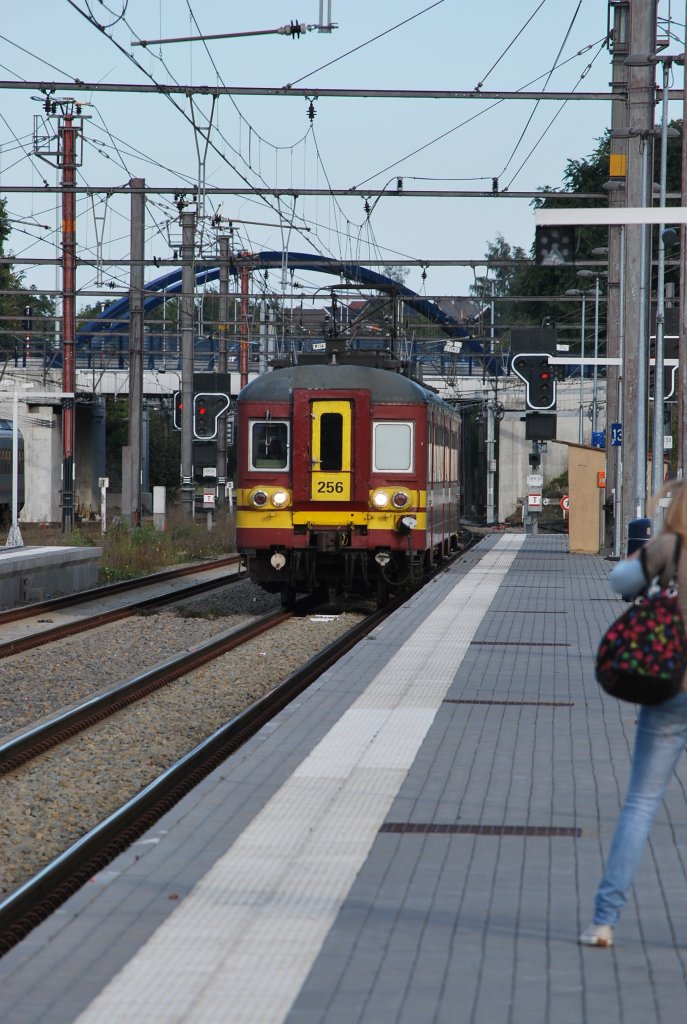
[{"xmin": 608, "ymin": 558, "xmax": 647, "ymax": 597}]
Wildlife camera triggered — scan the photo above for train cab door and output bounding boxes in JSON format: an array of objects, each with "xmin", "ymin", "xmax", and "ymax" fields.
[{"xmin": 310, "ymin": 399, "xmax": 352, "ymax": 501}]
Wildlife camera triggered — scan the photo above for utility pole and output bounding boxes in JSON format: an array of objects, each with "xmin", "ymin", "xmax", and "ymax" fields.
[
  {"xmin": 216, "ymin": 234, "xmax": 230, "ymax": 507},
  {"xmin": 620, "ymin": 1, "xmax": 657, "ymax": 543},
  {"xmin": 180, "ymin": 208, "xmax": 196, "ymax": 519},
  {"xmin": 60, "ymin": 108, "xmax": 77, "ymax": 533},
  {"xmin": 605, "ymin": 2, "xmax": 630, "ymax": 549},
  {"xmin": 239, "ymin": 258, "xmax": 251, "ymax": 391},
  {"xmin": 127, "ymin": 177, "xmax": 145, "ymax": 526},
  {"xmin": 679, "ymin": 0, "xmax": 687, "ymax": 479},
  {"xmin": 32, "ymin": 97, "xmax": 89, "ymax": 532}
]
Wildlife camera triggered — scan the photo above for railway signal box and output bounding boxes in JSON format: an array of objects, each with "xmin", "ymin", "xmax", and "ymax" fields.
[
  {"xmin": 193, "ymin": 392, "xmax": 230, "ymax": 440},
  {"xmin": 173, "ymin": 391, "xmax": 183, "ymax": 430},
  {"xmin": 511, "ymin": 353, "xmax": 557, "ymax": 411}
]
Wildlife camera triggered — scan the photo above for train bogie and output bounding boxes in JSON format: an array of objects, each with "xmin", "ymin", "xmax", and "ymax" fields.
[{"xmin": 236, "ymin": 361, "xmax": 460, "ymax": 602}]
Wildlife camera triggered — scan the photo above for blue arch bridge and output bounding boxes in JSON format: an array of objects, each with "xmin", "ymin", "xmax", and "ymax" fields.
[{"xmin": 58, "ymin": 252, "xmax": 497, "ymax": 383}]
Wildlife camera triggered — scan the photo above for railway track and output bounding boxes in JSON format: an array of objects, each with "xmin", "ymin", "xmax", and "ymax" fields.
[
  {"xmin": 0, "ymin": 606, "xmax": 291, "ymax": 774},
  {"xmin": 0, "ymin": 603, "xmax": 384, "ymax": 953},
  {"xmin": 0, "ymin": 546, "xmax": 477, "ymax": 954},
  {"xmin": 0, "ymin": 555, "xmax": 245, "ymax": 657},
  {"xmin": 0, "ymin": 554, "xmax": 242, "ymax": 624}
]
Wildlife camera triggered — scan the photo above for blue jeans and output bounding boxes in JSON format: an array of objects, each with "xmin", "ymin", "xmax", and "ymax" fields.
[{"xmin": 594, "ymin": 692, "xmax": 687, "ymax": 927}]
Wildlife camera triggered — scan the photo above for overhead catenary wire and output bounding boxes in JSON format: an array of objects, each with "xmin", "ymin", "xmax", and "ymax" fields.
[
  {"xmin": 353, "ymin": 33, "xmax": 606, "ymax": 189},
  {"xmin": 1, "ymin": 2, "xmax": 619, "ymax": 315},
  {"xmin": 63, "ymin": 0, "xmax": 327, "ymax": 263},
  {"xmin": 502, "ymin": 38, "xmax": 607, "ymax": 191},
  {"xmin": 284, "ymin": 0, "xmax": 447, "ymax": 88},
  {"xmin": 497, "ymin": 1, "xmax": 583, "ymax": 182},
  {"xmin": 472, "ymin": 0, "xmax": 550, "ymax": 92},
  {"xmin": 179, "ymin": 0, "xmax": 322, "ymax": 260}
]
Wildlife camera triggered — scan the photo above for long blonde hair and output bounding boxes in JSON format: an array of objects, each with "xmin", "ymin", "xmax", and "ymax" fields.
[{"xmin": 650, "ymin": 479, "xmax": 687, "ymax": 545}]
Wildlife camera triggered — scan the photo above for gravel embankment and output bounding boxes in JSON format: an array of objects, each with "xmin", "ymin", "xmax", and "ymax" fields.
[
  {"xmin": 0, "ymin": 579, "xmax": 365, "ymax": 897},
  {"xmin": 0, "ymin": 579, "xmax": 281, "ymax": 739}
]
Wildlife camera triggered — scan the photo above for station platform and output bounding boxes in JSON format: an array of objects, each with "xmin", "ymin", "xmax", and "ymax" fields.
[
  {"xmin": 3, "ymin": 532, "xmax": 687, "ymax": 1023},
  {"xmin": 0, "ymin": 545, "xmax": 101, "ymax": 608}
]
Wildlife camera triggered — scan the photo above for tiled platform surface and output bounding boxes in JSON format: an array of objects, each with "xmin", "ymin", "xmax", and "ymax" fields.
[{"xmin": 4, "ymin": 532, "xmax": 687, "ymax": 1024}]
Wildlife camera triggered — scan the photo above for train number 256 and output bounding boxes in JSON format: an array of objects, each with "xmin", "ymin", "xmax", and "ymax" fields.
[{"xmin": 317, "ymin": 480, "xmax": 344, "ymax": 493}]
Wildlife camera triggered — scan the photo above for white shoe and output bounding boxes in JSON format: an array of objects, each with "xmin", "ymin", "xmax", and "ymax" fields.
[{"xmin": 579, "ymin": 923, "xmax": 613, "ymax": 947}]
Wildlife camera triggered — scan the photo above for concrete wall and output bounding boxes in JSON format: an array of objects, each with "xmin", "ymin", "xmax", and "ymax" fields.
[
  {"xmin": 0, "ymin": 545, "xmax": 101, "ymax": 607},
  {"xmin": 0, "ymin": 397, "xmax": 107, "ymax": 524},
  {"xmin": 17, "ymin": 403, "xmax": 62, "ymax": 523}
]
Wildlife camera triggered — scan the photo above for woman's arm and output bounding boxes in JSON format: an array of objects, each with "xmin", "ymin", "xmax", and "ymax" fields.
[{"xmin": 608, "ymin": 556, "xmax": 647, "ymax": 597}]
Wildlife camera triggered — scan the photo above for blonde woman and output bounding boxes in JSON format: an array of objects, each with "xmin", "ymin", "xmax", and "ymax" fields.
[{"xmin": 580, "ymin": 481, "xmax": 687, "ymax": 947}]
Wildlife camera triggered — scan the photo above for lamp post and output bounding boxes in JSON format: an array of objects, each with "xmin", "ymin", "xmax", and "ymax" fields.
[
  {"xmin": 576, "ymin": 269, "xmax": 607, "ymax": 436},
  {"xmin": 565, "ymin": 287, "xmax": 593, "ymax": 443},
  {"xmin": 475, "ymin": 273, "xmax": 496, "ymax": 523},
  {"xmin": 651, "ymin": 63, "xmax": 680, "ymax": 497},
  {"xmin": 625, "ymin": 51, "xmax": 684, "ymax": 502}
]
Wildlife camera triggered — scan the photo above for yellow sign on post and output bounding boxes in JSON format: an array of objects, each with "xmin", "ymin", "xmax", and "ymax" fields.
[{"xmin": 609, "ymin": 153, "xmax": 627, "ymax": 178}]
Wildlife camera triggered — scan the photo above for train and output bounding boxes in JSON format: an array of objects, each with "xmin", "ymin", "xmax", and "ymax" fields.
[
  {"xmin": 235, "ymin": 353, "xmax": 461, "ymax": 604},
  {"xmin": 0, "ymin": 420, "xmax": 25, "ymax": 524}
]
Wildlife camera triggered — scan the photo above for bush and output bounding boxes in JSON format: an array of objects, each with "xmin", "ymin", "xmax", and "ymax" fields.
[{"xmin": 5, "ymin": 505, "xmax": 236, "ymax": 583}]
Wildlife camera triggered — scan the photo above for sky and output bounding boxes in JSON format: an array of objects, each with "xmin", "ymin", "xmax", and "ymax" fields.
[{"xmin": 0, "ymin": 0, "xmax": 683, "ymax": 310}]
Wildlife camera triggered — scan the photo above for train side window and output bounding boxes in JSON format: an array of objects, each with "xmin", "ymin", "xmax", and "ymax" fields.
[
  {"xmin": 373, "ymin": 422, "xmax": 413, "ymax": 472},
  {"xmin": 250, "ymin": 420, "xmax": 289, "ymax": 470}
]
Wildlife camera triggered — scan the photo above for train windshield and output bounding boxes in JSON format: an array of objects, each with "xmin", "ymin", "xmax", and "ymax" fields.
[
  {"xmin": 373, "ymin": 422, "xmax": 413, "ymax": 472},
  {"xmin": 250, "ymin": 421, "xmax": 289, "ymax": 469}
]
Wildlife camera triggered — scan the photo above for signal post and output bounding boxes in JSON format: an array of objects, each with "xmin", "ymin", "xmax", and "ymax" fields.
[{"xmin": 510, "ymin": 336, "xmax": 558, "ymax": 535}]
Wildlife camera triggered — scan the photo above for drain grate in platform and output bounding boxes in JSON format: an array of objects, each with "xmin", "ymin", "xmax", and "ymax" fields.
[
  {"xmin": 471, "ymin": 640, "xmax": 570, "ymax": 647},
  {"xmin": 443, "ymin": 698, "xmax": 574, "ymax": 707},
  {"xmin": 379, "ymin": 823, "xmax": 581, "ymax": 837}
]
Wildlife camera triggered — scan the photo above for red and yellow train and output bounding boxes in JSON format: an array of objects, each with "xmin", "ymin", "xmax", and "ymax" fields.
[{"xmin": 235, "ymin": 357, "xmax": 461, "ymax": 603}]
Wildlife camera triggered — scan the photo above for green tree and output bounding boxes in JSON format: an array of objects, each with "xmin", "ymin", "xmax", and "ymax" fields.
[
  {"xmin": 105, "ymin": 399, "xmax": 128, "ymax": 490},
  {"xmin": 0, "ymin": 197, "xmax": 56, "ymax": 355},
  {"xmin": 476, "ymin": 123, "xmax": 684, "ymax": 332},
  {"xmin": 380, "ymin": 264, "xmax": 410, "ymax": 287},
  {"xmin": 148, "ymin": 405, "xmax": 180, "ymax": 490}
]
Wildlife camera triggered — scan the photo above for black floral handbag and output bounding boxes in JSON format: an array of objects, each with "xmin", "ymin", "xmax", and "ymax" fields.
[{"xmin": 595, "ymin": 537, "xmax": 687, "ymax": 705}]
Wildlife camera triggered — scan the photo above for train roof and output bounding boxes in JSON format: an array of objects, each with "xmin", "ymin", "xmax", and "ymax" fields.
[{"xmin": 238, "ymin": 363, "xmax": 456, "ymax": 410}]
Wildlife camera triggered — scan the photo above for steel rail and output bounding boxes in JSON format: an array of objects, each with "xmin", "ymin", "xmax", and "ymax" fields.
[
  {"xmin": 0, "ymin": 555, "xmax": 242, "ymax": 625},
  {"xmin": 0, "ymin": 607, "xmax": 291, "ymax": 774},
  {"xmin": 0, "ymin": 544, "xmax": 478, "ymax": 952},
  {"xmin": 0, "ymin": 565, "xmax": 245, "ymax": 658},
  {"xmin": 0, "ymin": 601, "xmax": 385, "ymax": 953}
]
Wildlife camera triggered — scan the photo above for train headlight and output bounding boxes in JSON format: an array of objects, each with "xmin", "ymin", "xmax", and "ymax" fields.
[
  {"xmin": 271, "ymin": 489, "xmax": 290, "ymax": 508},
  {"xmin": 371, "ymin": 490, "xmax": 390, "ymax": 509},
  {"xmin": 392, "ymin": 491, "xmax": 409, "ymax": 509},
  {"xmin": 251, "ymin": 489, "xmax": 269, "ymax": 507}
]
